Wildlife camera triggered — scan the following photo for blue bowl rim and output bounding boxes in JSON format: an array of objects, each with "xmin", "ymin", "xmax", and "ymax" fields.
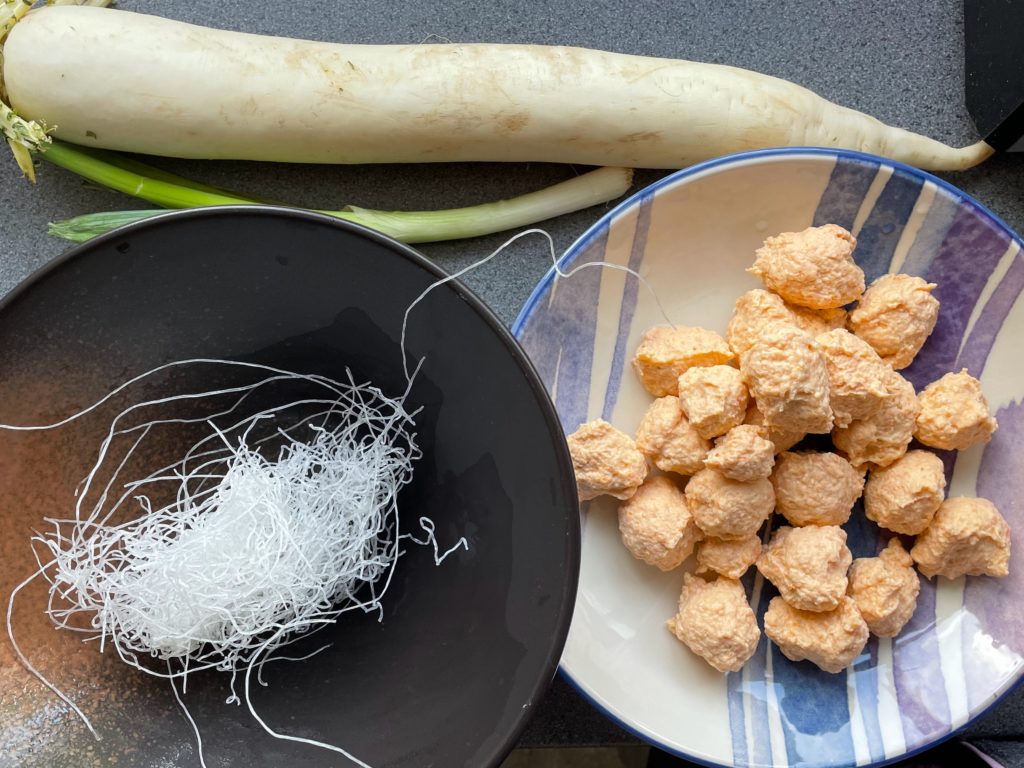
[
  {"xmin": 513, "ymin": 146, "xmax": 1023, "ymax": 337},
  {"xmin": 511, "ymin": 146, "xmax": 1024, "ymax": 768}
]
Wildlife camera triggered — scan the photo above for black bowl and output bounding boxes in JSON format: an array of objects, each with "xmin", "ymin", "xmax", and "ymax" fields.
[{"xmin": 0, "ymin": 207, "xmax": 580, "ymax": 768}]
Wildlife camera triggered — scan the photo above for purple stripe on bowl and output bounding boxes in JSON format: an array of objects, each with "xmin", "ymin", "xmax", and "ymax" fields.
[
  {"xmin": 891, "ymin": 193, "xmax": 975, "ymax": 747},
  {"xmin": 892, "ymin": 580, "xmax": 952, "ymax": 745},
  {"xmin": 515, "ymin": 306, "xmax": 562, "ymax": 402},
  {"xmin": 899, "ymin": 189, "xmax": 960, "ymax": 279},
  {"xmin": 726, "ymin": 666, "xmax": 749, "ymax": 766},
  {"xmin": 965, "ymin": 400, "xmax": 1024, "ymax": 710},
  {"xmin": 516, "ymin": 287, "xmax": 574, "ymax": 412},
  {"xmin": 957, "ymin": 251, "xmax": 1024, "ymax": 375},
  {"xmin": 845, "ymin": 503, "xmax": 887, "ymax": 761},
  {"xmin": 731, "ymin": 568, "xmax": 775, "ymax": 767},
  {"xmin": 553, "ymin": 237, "xmax": 607, "ymax": 433},
  {"xmin": 811, "ymin": 159, "xmax": 879, "ymax": 231},
  {"xmin": 855, "ymin": 640, "xmax": 886, "ymax": 764},
  {"xmin": 853, "ymin": 170, "xmax": 925, "ymax": 284},
  {"xmin": 903, "ymin": 206, "xmax": 1012, "ymax": 387},
  {"xmin": 517, "ymin": 223, "xmax": 610, "ymax": 433},
  {"xmin": 601, "ymin": 192, "xmax": 656, "ymax": 421}
]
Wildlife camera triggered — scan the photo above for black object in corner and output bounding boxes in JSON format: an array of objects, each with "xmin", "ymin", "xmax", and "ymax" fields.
[{"xmin": 965, "ymin": 0, "xmax": 1024, "ymax": 151}]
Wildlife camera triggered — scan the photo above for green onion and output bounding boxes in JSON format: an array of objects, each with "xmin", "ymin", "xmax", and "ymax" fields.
[
  {"xmin": 48, "ymin": 160, "xmax": 634, "ymax": 244},
  {"xmin": 48, "ymin": 210, "xmax": 166, "ymax": 242},
  {"xmin": 330, "ymin": 168, "xmax": 634, "ymax": 243},
  {"xmin": 43, "ymin": 142, "xmax": 257, "ymax": 207},
  {"xmin": 70, "ymin": 145, "xmax": 254, "ymax": 199}
]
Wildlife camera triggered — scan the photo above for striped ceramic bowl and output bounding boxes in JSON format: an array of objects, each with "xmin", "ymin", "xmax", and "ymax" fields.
[{"xmin": 513, "ymin": 148, "xmax": 1023, "ymax": 768}]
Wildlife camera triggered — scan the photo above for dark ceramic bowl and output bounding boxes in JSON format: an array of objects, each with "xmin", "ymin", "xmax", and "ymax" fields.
[{"xmin": 0, "ymin": 207, "xmax": 579, "ymax": 768}]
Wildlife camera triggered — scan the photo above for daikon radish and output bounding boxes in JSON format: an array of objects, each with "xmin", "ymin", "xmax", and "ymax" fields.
[{"xmin": 3, "ymin": 5, "xmax": 992, "ymax": 171}]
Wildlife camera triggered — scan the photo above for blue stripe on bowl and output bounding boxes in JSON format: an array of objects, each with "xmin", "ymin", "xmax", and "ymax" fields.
[
  {"xmin": 853, "ymin": 170, "xmax": 924, "ymax": 283},
  {"xmin": 856, "ymin": 639, "xmax": 886, "ymax": 763},
  {"xmin": 811, "ymin": 161, "xmax": 878, "ymax": 231},
  {"xmin": 958, "ymin": 250, "xmax": 1024, "ymax": 375},
  {"xmin": 730, "ymin": 568, "xmax": 775, "ymax": 767},
  {"xmin": 904, "ymin": 206, "xmax": 1013, "ymax": 386},
  {"xmin": 600, "ymin": 190, "xmax": 656, "ymax": 422},
  {"xmin": 846, "ymin": 509, "xmax": 887, "ymax": 763},
  {"xmin": 899, "ymin": 191, "xmax": 961, "ymax": 278},
  {"xmin": 767, "ymin": 597, "xmax": 855, "ymax": 766},
  {"xmin": 970, "ymin": 399, "xmax": 1024, "ymax": 709},
  {"xmin": 551, "ymin": 229, "xmax": 607, "ymax": 433},
  {"xmin": 726, "ymin": 666, "xmax": 749, "ymax": 766},
  {"xmin": 893, "ymin": 577, "xmax": 951, "ymax": 744},
  {"xmin": 515, "ymin": 223, "xmax": 610, "ymax": 434}
]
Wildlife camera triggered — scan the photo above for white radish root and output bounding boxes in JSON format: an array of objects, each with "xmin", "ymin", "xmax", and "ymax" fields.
[{"xmin": 3, "ymin": 5, "xmax": 992, "ymax": 171}]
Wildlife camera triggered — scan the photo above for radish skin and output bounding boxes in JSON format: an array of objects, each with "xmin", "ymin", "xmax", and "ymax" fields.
[
  {"xmin": 4, "ymin": 5, "xmax": 993, "ymax": 171},
  {"xmin": 0, "ymin": 0, "xmax": 116, "ymax": 179}
]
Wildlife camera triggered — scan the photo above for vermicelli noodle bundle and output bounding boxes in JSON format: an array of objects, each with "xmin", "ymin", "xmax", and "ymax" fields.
[
  {"xmin": 6, "ymin": 359, "xmax": 461, "ymax": 767},
  {"xmin": 42, "ymin": 381, "xmax": 415, "ymax": 672}
]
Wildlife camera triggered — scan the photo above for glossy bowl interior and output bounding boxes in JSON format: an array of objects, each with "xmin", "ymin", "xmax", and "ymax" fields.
[
  {"xmin": 0, "ymin": 207, "xmax": 579, "ymax": 768},
  {"xmin": 514, "ymin": 148, "xmax": 1024, "ymax": 768}
]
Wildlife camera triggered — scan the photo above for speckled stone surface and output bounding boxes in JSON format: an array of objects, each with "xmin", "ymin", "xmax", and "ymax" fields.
[{"xmin": 1, "ymin": 0, "xmax": 1022, "ymax": 763}]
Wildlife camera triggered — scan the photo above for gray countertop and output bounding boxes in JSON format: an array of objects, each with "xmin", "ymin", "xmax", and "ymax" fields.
[{"xmin": 2, "ymin": 0, "xmax": 1022, "ymax": 764}]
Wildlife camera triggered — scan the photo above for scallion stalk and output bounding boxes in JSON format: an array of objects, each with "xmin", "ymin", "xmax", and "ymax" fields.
[
  {"xmin": 329, "ymin": 167, "xmax": 633, "ymax": 243},
  {"xmin": 42, "ymin": 142, "xmax": 258, "ymax": 207},
  {"xmin": 48, "ymin": 210, "xmax": 166, "ymax": 242},
  {"xmin": 48, "ymin": 162, "xmax": 634, "ymax": 244},
  {"xmin": 68, "ymin": 145, "xmax": 240, "ymax": 195}
]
